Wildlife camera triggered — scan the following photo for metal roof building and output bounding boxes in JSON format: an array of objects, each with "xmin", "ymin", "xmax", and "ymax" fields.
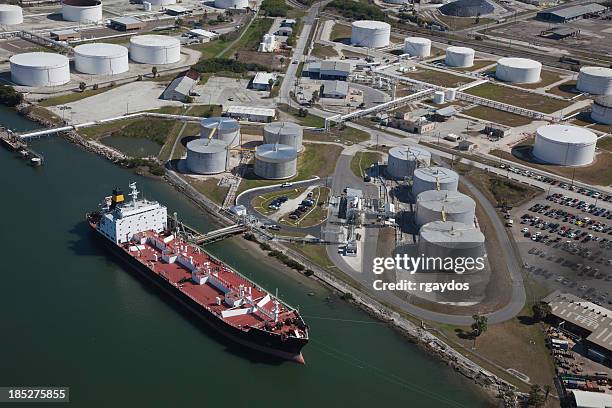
[
  {"xmin": 252, "ymin": 72, "xmax": 277, "ymax": 91},
  {"xmin": 302, "ymin": 60, "xmax": 351, "ymax": 81},
  {"xmin": 109, "ymin": 17, "xmax": 146, "ymax": 31},
  {"xmin": 162, "ymin": 70, "xmax": 199, "ymax": 102},
  {"xmin": 570, "ymin": 390, "xmax": 612, "ymax": 408},
  {"xmin": 536, "ymin": 3, "xmax": 607, "ymax": 22},
  {"xmin": 322, "ymin": 80, "xmax": 349, "ymax": 98},
  {"xmin": 224, "ymin": 106, "xmax": 276, "ymax": 123}
]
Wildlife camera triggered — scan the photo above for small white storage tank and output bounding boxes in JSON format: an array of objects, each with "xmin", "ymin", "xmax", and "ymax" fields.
[
  {"xmin": 148, "ymin": 0, "xmax": 176, "ymax": 5},
  {"xmin": 495, "ymin": 57, "xmax": 541, "ymax": 84},
  {"xmin": 61, "ymin": 0, "xmax": 102, "ymax": 23},
  {"xmin": 445, "ymin": 88, "xmax": 457, "ymax": 101},
  {"xmin": 143, "ymin": 1, "xmax": 152, "ymax": 11},
  {"xmin": 418, "ymin": 221, "xmax": 485, "ymax": 272},
  {"xmin": 445, "ymin": 46, "xmax": 474, "ymax": 68},
  {"xmin": 533, "ymin": 124, "xmax": 597, "ymax": 166},
  {"xmin": 0, "ymin": 4, "xmax": 23, "ymax": 25},
  {"xmin": 130, "ymin": 35, "xmax": 181, "ymax": 65},
  {"xmin": 200, "ymin": 117, "xmax": 240, "ymax": 148},
  {"xmin": 592, "ymin": 95, "xmax": 612, "ymax": 125},
  {"xmin": 215, "ymin": 0, "xmax": 248, "ymax": 8},
  {"xmin": 74, "ymin": 43, "xmax": 129, "ymax": 75},
  {"xmin": 186, "ymin": 139, "xmax": 228, "ymax": 175},
  {"xmin": 415, "ymin": 190, "xmax": 476, "ymax": 227},
  {"xmin": 10, "ymin": 52, "xmax": 70, "ymax": 87},
  {"xmin": 350, "ymin": 20, "xmax": 391, "ymax": 48},
  {"xmin": 263, "ymin": 122, "xmax": 303, "ymax": 151},
  {"xmin": 412, "ymin": 167, "xmax": 459, "ymax": 197},
  {"xmin": 403, "ymin": 37, "xmax": 431, "ymax": 58},
  {"xmin": 577, "ymin": 67, "xmax": 612, "ymax": 96},
  {"xmin": 386, "ymin": 146, "xmax": 431, "ymax": 179},
  {"xmin": 254, "ymin": 143, "xmax": 297, "ymax": 180},
  {"xmin": 433, "ymin": 91, "xmax": 445, "ymax": 104}
]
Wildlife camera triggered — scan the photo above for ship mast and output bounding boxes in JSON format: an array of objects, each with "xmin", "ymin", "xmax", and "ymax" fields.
[{"xmin": 129, "ymin": 182, "xmax": 139, "ymax": 207}]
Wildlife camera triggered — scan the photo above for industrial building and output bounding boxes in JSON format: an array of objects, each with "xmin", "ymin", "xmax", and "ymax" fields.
[
  {"xmin": 251, "ymin": 72, "xmax": 277, "ymax": 91},
  {"xmin": 275, "ymin": 27, "xmax": 293, "ymax": 36},
  {"xmin": 322, "ymin": 80, "xmax": 349, "ymax": 99},
  {"xmin": 403, "ymin": 37, "xmax": 431, "ymax": 58},
  {"xmin": 570, "ymin": 390, "xmax": 612, "ymax": 408},
  {"xmin": 412, "ymin": 167, "xmax": 459, "ymax": 197},
  {"xmin": 186, "ymin": 139, "xmax": 229, "ymax": 175},
  {"xmin": 439, "ymin": 0, "xmax": 494, "ymax": 17},
  {"xmin": 536, "ymin": 3, "xmax": 607, "ymax": 22},
  {"xmin": 445, "ymin": 47, "xmax": 474, "ymax": 68},
  {"xmin": 258, "ymin": 34, "xmax": 277, "ymax": 53},
  {"xmin": 254, "ymin": 144, "xmax": 297, "ymax": 180},
  {"xmin": 532, "ymin": 124, "xmax": 597, "ymax": 166},
  {"xmin": 200, "ymin": 117, "xmax": 240, "ymax": 147},
  {"xmin": 302, "ymin": 60, "xmax": 352, "ymax": 81},
  {"xmin": 162, "ymin": 70, "xmax": 199, "ymax": 102},
  {"xmin": 214, "ymin": 0, "xmax": 248, "ymax": 8},
  {"xmin": 591, "ymin": 95, "xmax": 612, "ymax": 125},
  {"xmin": 577, "ymin": 66, "xmax": 612, "ymax": 96},
  {"xmin": 224, "ymin": 106, "xmax": 276, "ymax": 123},
  {"xmin": 129, "ymin": 35, "xmax": 181, "ymax": 65},
  {"xmin": 350, "ymin": 20, "xmax": 391, "ymax": 48},
  {"xmin": 263, "ymin": 122, "xmax": 303, "ymax": 151},
  {"xmin": 386, "ymin": 146, "xmax": 431, "ymax": 179},
  {"xmin": 74, "ymin": 43, "xmax": 129, "ymax": 76},
  {"xmin": 415, "ymin": 190, "xmax": 476, "ymax": 226},
  {"xmin": 484, "ymin": 123, "xmax": 511, "ymax": 138},
  {"xmin": 10, "ymin": 52, "xmax": 70, "ymax": 87},
  {"xmin": 50, "ymin": 29, "xmax": 81, "ymax": 41},
  {"xmin": 417, "ymin": 221, "xmax": 486, "ymax": 270},
  {"xmin": 392, "ymin": 117, "xmax": 436, "ymax": 134},
  {"xmin": 0, "ymin": 4, "xmax": 23, "ymax": 25},
  {"xmin": 61, "ymin": 0, "xmax": 102, "ymax": 23},
  {"xmin": 188, "ymin": 29, "xmax": 219, "ymax": 42},
  {"xmin": 164, "ymin": 5, "xmax": 189, "ymax": 16},
  {"xmin": 495, "ymin": 58, "xmax": 542, "ymax": 84},
  {"xmin": 109, "ymin": 17, "xmax": 146, "ymax": 31}
]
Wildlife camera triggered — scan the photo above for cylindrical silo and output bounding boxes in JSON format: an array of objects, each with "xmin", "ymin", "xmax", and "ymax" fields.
[
  {"xmin": 0, "ymin": 4, "xmax": 23, "ymax": 25},
  {"xmin": 412, "ymin": 167, "xmax": 459, "ymax": 197},
  {"xmin": 495, "ymin": 57, "xmax": 541, "ymax": 84},
  {"xmin": 533, "ymin": 124, "xmax": 597, "ymax": 166},
  {"xmin": 403, "ymin": 37, "xmax": 431, "ymax": 58},
  {"xmin": 445, "ymin": 46, "xmax": 474, "ymax": 68},
  {"xmin": 445, "ymin": 88, "xmax": 457, "ymax": 101},
  {"xmin": 591, "ymin": 95, "xmax": 612, "ymax": 125},
  {"xmin": 415, "ymin": 190, "xmax": 476, "ymax": 227},
  {"xmin": 129, "ymin": 35, "xmax": 181, "ymax": 65},
  {"xmin": 386, "ymin": 146, "xmax": 431, "ymax": 179},
  {"xmin": 577, "ymin": 67, "xmax": 612, "ymax": 96},
  {"xmin": 433, "ymin": 91, "xmax": 445, "ymax": 104},
  {"xmin": 263, "ymin": 122, "xmax": 303, "ymax": 151},
  {"xmin": 61, "ymin": 0, "xmax": 102, "ymax": 23},
  {"xmin": 350, "ymin": 20, "xmax": 391, "ymax": 48},
  {"xmin": 10, "ymin": 52, "xmax": 70, "ymax": 87},
  {"xmin": 214, "ymin": 0, "xmax": 248, "ymax": 8},
  {"xmin": 417, "ymin": 220, "xmax": 486, "ymax": 273},
  {"xmin": 186, "ymin": 139, "xmax": 229, "ymax": 175},
  {"xmin": 74, "ymin": 43, "xmax": 129, "ymax": 75},
  {"xmin": 254, "ymin": 144, "xmax": 297, "ymax": 180},
  {"xmin": 200, "ymin": 117, "xmax": 240, "ymax": 148}
]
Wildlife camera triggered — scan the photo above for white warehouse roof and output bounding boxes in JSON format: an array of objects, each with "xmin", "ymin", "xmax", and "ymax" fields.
[
  {"xmin": 253, "ymin": 72, "xmax": 277, "ymax": 86},
  {"xmin": 225, "ymin": 106, "xmax": 276, "ymax": 117},
  {"xmin": 571, "ymin": 389, "xmax": 612, "ymax": 408},
  {"xmin": 189, "ymin": 29, "xmax": 218, "ymax": 38}
]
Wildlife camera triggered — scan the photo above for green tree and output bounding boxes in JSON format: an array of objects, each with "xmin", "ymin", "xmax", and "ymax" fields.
[
  {"xmin": 527, "ymin": 384, "xmax": 545, "ymax": 407},
  {"xmin": 471, "ymin": 314, "xmax": 488, "ymax": 347},
  {"xmin": 532, "ymin": 302, "xmax": 552, "ymax": 322},
  {"xmin": 543, "ymin": 384, "xmax": 552, "ymax": 403}
]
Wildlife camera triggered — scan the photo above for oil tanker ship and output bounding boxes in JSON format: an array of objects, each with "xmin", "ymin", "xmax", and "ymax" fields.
[{"xmin": 87, "ymin": 183, "xmax": 309, "ymax": 363}]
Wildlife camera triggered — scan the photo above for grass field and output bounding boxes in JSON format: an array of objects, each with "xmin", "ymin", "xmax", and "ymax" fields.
[
  {"xmin": 405, "ymin": 68, "xmax": 473, "ymax": 88},
  {"xmin": 330, "ymin": 22, "xmax": 351, "ymax": 42},
  {"xmin": 513, "ymin": 70, "xmax": 563, "ymax": 90},
  {"xmin": 350, "ymin": 151, "xmax": 382, "ymax": 177},
  {"xmin": 189, "ymin": 178, "xmax": 229, "ymax": 205},
  {"xmin": 453, "ymin": 59, "xmax": 495, "ymax": 72},
  {"xmin": 189, "ymin": 37, "xmax": 232, "ymax": 60},
  {"xmin": 546, "ymin": 80, "xmax": 578, "ymax": 98},
  {"xmin": 279, "ymin": 186, "xmax": 330, "ymax": 227},
  {"xmin": 464, "ymin": 83, "xmax": 572, "ymax": 114},
  {"xmin": 39, "ymin": 87, "xmax": 113, "ymax": 107},
  {"xmin": 251, "ymin": 187, "xmax": 306, "ymax": 215},
  {"xmin": 462, "ymin": 105, "xmax": 534, "ymax": 127},
  {"xmin": 225, "ymin": 17, "xmax": 274, "ymax": 54},
  {"xmin": 311, "ymin": 43, "xmax": 339, "ymax": 58}
]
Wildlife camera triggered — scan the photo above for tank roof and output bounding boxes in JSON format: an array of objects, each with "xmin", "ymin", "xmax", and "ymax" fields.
[
  {"xmin": 62, "ymin": 0, "xmax": 101, "ymax": 5},
  {"xmin": 130, "ymin": 34, "xmax": 180, "ymax": 47},
  {"xmin": 439, "ymin": 0, "xmax": 493, "ymax": 17},
  {"xmin": 186, "ymin": 138, "xmax": 228, "ymax": 154},
  {"xmin": 420, "ymin": 220, "xmax": 484, "ymax": 243},
  {"xmin": 595, "ymin": 95, "xmax": 612, "ymax": 108},
  {"xmin": 352, "ymin": 20, "xmax": 391, "ymax": 30},
  {"xmin": 417, "ymin": 190, "xmax": 475, "ymax": 212},
  {"xmin": 497, "ymin": 57, "xmax": 542, "ymax": 69},
  {"xmin": 446, "ymin": 46, "xmax": 475, "ymax": 54},
  {"xmin": 201, "ymin": 116, "xmax": 239, "ymax": 132},
  {"xmin": 0, "ymin": 4, "xmax": 22, "ymax": 11},
  {"xmin": 405, "ymin": 37, "xmax": 431, "ymax": 44},
  {"xmin": 264, "ymin": 121, "xmax": 302, "ymax": 134},
  {"xmin": 389, "ymin": 145, "xmax": 431, "ymax": 161},
  {"xmin": 414, "ymin": 166, "xmax": 459, "ymax": 183},
  {"xmin": 580, "ymin": 66, "xmax": 612, "ymax": 78},
  {"xmin": 536, "ymin": 124, "xmax": 597, "ymax": 145},
  {"xmin": 10, "ymin": 52, "xmax": 68, "ymax": 68},
  {"xmin": 256, "ymin": 143, "xmax": 297, "ymax": 162},
  {"xmin": 75, "ymin": 43, "xmax": 128, "ymax": 58}
]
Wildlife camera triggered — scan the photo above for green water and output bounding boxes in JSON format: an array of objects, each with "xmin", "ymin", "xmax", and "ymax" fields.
[{"xmin": 0, "ymin": 106, "xmax": 493, "ymax": 408}]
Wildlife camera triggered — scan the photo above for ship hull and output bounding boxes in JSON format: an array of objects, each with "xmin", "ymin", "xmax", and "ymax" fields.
[{"xmin": 90, "ymin": 225, "xmax": 307, "ymax": 363}]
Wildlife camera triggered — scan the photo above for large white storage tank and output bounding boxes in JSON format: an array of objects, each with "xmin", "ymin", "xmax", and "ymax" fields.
[
  {"xmin": 186, "ymin": 139, "xmax": 229, "ymax": 175},
  {"xmin": 61, "ymin": 0, "xmax": 102, "ymax": 23},
  {"xmin": 495, "ymin": 57, "xmax": 541, "ymax": 84},
  {"xmin": 214, "ymin": 0, "xmax": 248, "ymax": 8},
  {"xmin": 74, "ymin": 43, "xmax": 129, "ymax": 75},
  {"xmin": 445, "ymin": 46, "xmax": 474, "ymax": 68},
  {"xmin": 418, "ymin": 221, "xmax": 485, "ymax": 272},
  {"xmin": 577, "ymin": 67, "xmax": 612, "ymax": 96},
  {"xmin": 592, "ymin": 95, "xmax": 612, "ymax": 125},
  {"xmin": 387, "ymin": 146, "xmax": 431, "ymax": 179},
  {"xmin": 350, "ymin": 20, "xmax": 391, "ymax": 48},
  {"xmin": 263, "ymin": 122, "xmax": 303, "ymax": 151},
  {"xmin": 10, "ymin": 52, "xmax": 70, "ymax": 87},
  {"xmin": 254, "ymin": 144, "xmax": 297, "ymax": 180},
  {"xmin": 129, "ymin": 35, "xmax": 181, "ymax": 65},
  {"xmin": 200, "ymin": 117, "xmax": 240, "ymax": 148},
  {"xmin": 412, "ymin": 167, "xmax": 459, "ymax": 197},
  {"xmin": 415, "ymin": 190, "xmax": 476, "ymax": 227},
  {"xmin": 0, "ymin": 4, "xmax": 23, "ymax": 25},
  {"xmin": 403, "ymin": 37, "xmax": 431, "ymax": 58},
  {"xmin": 148, "ymin": 0, "xmax": 177, "ymax": 5},
  {"xmin": 533, "ymin": 124, "xmax": 597, "ymax": 166}
]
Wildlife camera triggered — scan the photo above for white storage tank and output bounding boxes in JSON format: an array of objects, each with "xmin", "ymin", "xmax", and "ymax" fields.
[
  {"xmin": 433, "ymin": 91, "xmax": 445, "ymax": 104},
  {"xmin": 533, "ymin": 124, "xmax": 597, "ymax": 166},
  {"xmin": 263, "ymin": 122, "xmax": 303, "ymax": 151},
  {"xmin": 254, "ymin": 143, "xmax": 297, "ymax": 180},
  {"xmin": 186, "ymin": 139, "xmax": 229, "ymax": 175},
  {"xmin": 415, "ymin": 190, "xmax": 476, "ymax": 227},
  {"xmin": 445, "ymin": 46, "xmax": 474, "ymax": 68},
  {"xmin": 130, "ymin": 35, "xmax": 181, "ymax": 65},
  {"xmin": 61, "ymin": 0, "xmax": 102, "ymax": 23},
  {"xmin": 74, "ymin": 43, "xmax": 129, "ymax": 76},
  {"xmin": 350, "ymin": 20, "xmax": 391, "ymax": 48},
  {"xmin": 577, "ymin": 67, "xmax": 612, "ymax": 96},
  {"xmin": 591, "ymin": 95, "xmax": 612, "ymax": 125},
  {"xmin": 10, "ymin": 52, "xmax": 70, "ymax": 87},
  {"xmin": 215, "ymin": 0, "xmax": 248, "ymax": 8},
  {"xmin": 0, "ymin": 4, "xmax": 23, "ymax": 25},
  {"xmin": 386, "ymin": 146, "xmax": 431, "ymax": 179},
  {"xmin": 143, "ymin": 1, "xmax": 152, "ymax": 11},
  {"xmin": 200, "ymin": 117, "xmax": 240, "ymax": 148},
  {"xmin": 417, "ymin": 221, "xmax": 486, "ymax": 272},
  {"xmin": 412, "ymin": 167, "xmax": 459, "ymax": 197},
  {"xmin": 148, "ymin": 0, "xmax": 176, "ymax": 5},
  {"xmin": 445, "ymin": 88, "xmax": 457, "ymax": 101},
  {"xmin": 495, "ymin": 57, "xmax": 541, "ymax": 84},
  {"xmin": 403, "ymin": 37, "xmax": 431, "ymax": 58}
]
